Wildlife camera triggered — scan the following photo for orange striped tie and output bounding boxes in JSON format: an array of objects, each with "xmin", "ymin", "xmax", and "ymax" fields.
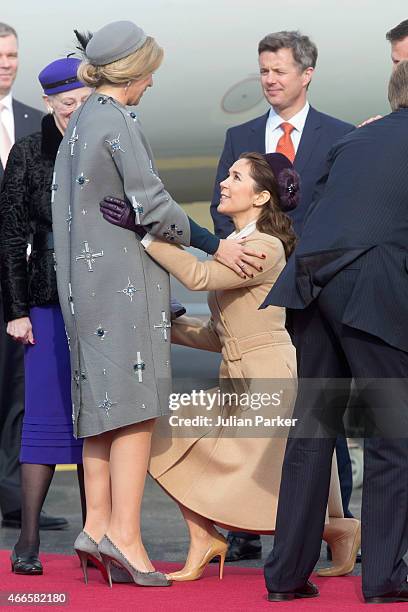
[{"xmin": 276, "ymin": 122, "xmax": 295, "ymax": 163}]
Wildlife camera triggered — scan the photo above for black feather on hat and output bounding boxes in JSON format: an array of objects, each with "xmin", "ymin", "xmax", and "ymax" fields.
[{"xmin": 74, "ymin": 30, "xmax": 94, "ymax": 55}]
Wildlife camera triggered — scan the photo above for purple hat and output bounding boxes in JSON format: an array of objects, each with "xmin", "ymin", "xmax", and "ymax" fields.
[
  {"xmin": 264, "ymin": 153, "xmax": 301, "ymax": 212},
  {"xmin": 38, "ymin": 57, "xmax": 84, "ymax": 95}
]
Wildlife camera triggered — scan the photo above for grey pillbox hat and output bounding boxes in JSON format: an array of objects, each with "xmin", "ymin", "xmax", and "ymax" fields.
[{"xmin": 85, "ymin": 20, "xmax": 147, "ymax": 66}]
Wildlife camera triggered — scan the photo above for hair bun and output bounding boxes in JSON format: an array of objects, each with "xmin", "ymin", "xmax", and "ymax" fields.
[
  {"xmin": 277, "ymin": 167, "xmax": 301, "ymax": 211},
  {"xmin": 263, "ymin": 153, "xmax": 301, "ymax": 212}
]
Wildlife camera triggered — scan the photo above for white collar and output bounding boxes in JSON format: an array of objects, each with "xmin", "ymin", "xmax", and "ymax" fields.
[
  {"xmin": 227, "ymin": 220, "xmax": 257, "ymax": 240},
  {"xmin": 267, "ymin": 101, "xmax": 310, "ymax": 132},
  {"xmin": 0, "ymin": 91, "xmax": 13, "ymax": 111}
]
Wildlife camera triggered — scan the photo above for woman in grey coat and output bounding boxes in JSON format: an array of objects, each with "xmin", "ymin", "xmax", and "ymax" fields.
[{"xmin": 52, "ymin": 21, "xmax": 263, "ymax": 587}]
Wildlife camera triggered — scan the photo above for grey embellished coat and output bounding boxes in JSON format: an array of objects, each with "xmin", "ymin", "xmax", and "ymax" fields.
[{"xmin": 52, "ymin": 93, "xmax": 190, "ymax": 438}]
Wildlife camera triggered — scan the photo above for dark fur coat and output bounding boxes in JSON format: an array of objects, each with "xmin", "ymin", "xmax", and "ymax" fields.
[{"xmin": 0, "ymin": 115, "xmax": 61, "ymax": 321}]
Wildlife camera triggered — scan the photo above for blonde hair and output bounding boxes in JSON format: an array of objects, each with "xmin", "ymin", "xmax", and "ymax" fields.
[
  {"xmin": 78, "ymin": 36, "xmax": 163, "ymax": 87},
  {"xmin": 388, "ymin": 60, "xmax": 408, "ymax": 111}
]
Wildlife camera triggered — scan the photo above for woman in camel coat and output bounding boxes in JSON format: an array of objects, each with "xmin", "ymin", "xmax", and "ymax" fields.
[{"xmin": 101, "ymin": 152, "xmax": 361, "ymax": 582}]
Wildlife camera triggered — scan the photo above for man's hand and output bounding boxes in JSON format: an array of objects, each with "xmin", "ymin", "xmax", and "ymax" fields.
[
  {"xmin": 7, "ymin": 317, "xmax": 34, "ymax": 345},
  {"xmin": 358, "ymin": 115, "xmax": 382, "ymax": 128},
  {"xmin": 214, "ymin": 238, "xmax": 265, "ymax": 278}
]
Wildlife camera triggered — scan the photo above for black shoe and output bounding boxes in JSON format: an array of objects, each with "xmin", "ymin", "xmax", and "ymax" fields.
[
  {"xmin": 10, "ymin": 549, "xmax": 43, "ymax": 575},
  {"xmin": 267, "ymin": 580, "xmax": 319, "ymax": 602},
  {"xmin": 365, "ymin": 583, "xmax": 408, "ymax": 604},
  {"xmin": 2, "ymin": 510, "xmax": 68, "ymax": 530},
  {"xmin": 224, "ymin": 534, "xmax": 262, "ymax": 562}
]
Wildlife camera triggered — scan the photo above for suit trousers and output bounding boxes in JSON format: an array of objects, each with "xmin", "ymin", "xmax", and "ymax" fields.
[
  {"xmin": 0, "ymin": 291, "xmax": 23, "ymax": 514},
  {"xmin": 264, "ymin": 268, "xmax": 408, "ymax": 598}
]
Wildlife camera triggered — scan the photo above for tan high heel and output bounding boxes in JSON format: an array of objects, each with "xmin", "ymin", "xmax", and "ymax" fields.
[
  {"xmin": 166, "ymin": 533, "xmax": 228, "ymax": 582},
  {"xmin": 318, "ymin": 518, "xmax": 361, "ymax": 577}
]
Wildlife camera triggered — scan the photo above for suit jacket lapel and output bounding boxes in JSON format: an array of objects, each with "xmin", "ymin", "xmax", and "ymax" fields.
[
  {"xmin": 294, "ymin": 106, "xmax": 322, "ymax": 174},
  {"xmin": 12, "ymin": 100, "xmax": 25, "ymax": 140},
  {"xmin": 248, "ymin": 112, "xmax": 268, "ymax": 154}
]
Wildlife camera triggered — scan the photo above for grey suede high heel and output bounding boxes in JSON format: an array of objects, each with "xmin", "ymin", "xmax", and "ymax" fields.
[
  {"xmin": 98, "ymin": 535, "xmax": 172, "ymax": 587},
  {"xmin": 74, "ymin": 531, "xmax": 130, "ymax": 584}
]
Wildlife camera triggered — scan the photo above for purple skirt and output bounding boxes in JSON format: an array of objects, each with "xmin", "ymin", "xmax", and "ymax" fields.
[{"xmin": 21, "ymin": 305, "xmax": 83, "ymax": 464}]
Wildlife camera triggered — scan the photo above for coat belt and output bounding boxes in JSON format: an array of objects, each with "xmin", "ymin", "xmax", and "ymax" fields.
[{"xmin": 221, "ymin": 330, "xmax": 291, "ymax": 364}]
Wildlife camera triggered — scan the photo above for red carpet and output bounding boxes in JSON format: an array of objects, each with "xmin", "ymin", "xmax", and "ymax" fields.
[{"xmin": 0, "ymin": 551, "xmax": 396, "ymax": 611}]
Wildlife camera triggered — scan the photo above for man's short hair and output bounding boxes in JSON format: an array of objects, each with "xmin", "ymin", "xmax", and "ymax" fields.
[
  {"xmin": 0, "ymin": 23, "xmax": 17, "ymax": 39},
  {"xmin": 386, "ymin": 20, "xmax": 408, "ymax": 43},
  {"xmin": 258, "ymin": 30, "xmax": 318, "ymax": 71},
  {"xmin": 388, "ymin": 60, "xmax": 408, "ymax": 110}
]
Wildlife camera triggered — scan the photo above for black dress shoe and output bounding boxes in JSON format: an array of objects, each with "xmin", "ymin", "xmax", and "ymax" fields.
[
  {"xmin": 2, "ymin": 510, "xmax": 68, "ymax": 530},
  {"xmin": 365, "ymin": 583, "xmax": 408, "ymax": 604},
  {"xmin": 11, "ymin": 549, "xmax": 43, "ymax": 575},
  {"xmin": 268, "ymin": 580, "xmax": 319, "ymax": 602},
  {"xmin": 224, "ymin": 535, "xmax": 262, "ymax": 562}
]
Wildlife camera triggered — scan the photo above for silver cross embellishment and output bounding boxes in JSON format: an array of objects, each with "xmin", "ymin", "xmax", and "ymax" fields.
[
  {"xmin": 105, "ymin": 134, "xmax": 125, "ymax": 155},
  {"xmin": 76, "ymin": 173, "xmax": 90, "ymax": 188},
  {"xmin": 133, "ymin": 351, "xmax": 145, "ymax": 382},
  {"xmin": 98, "ymin": 392, "xmax": 117, "ymax": 416},
  {"xmin": 131, "ymin": 196, "xmax": 144, "ymax": 224},
  {"xmin": 68, "ymin": 126, "xmax": 78, "ymax": 156},
  {"xmin": 68, "ymin": 282, "xmax": 75, "ymax": 315},
  {"xmin": 163, "ymin": 224, "xmax": 183, "ymax": 241},
  {"xmin": 154, "ymin": 311, "xmax": 171, "ymax": 341},
  {"xmin": 95, "ymin": 325, "xmax": 108, "ymax": 340},
  {"xmin": 149, "ymin": 159, "xmax": 160, "ymax": 181},
  {"xmin": 73, "ymin": 371, "xmax": 86, "ymax": 386},
  {"xmin": 76, "ymin": 241, "xmax": 104, "ymax": 272},
  {"xmin": 51, "ymin": 172, "xmax": 58, "ymax": 203},
  {"xmin": 66, "ymin": 204, "xmax": 72, "ymax": 231},
  {"xmin": 117, "ymin": 278, "xmax": 140, "ymax": 301}
]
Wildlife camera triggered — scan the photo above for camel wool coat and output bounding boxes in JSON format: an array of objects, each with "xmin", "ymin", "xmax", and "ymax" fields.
[{"xmin": 147, "ymin": 230, "xmax": 343, "ymax": 531}]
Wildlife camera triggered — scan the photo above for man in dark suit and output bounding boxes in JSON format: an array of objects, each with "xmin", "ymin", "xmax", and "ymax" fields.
[
  {"xmin": 0, "ymin": 22, "xmax": 66, "ymax": 529},
  {"xmin": 263, "ymin": 61, "xmax": 408, "ymax": 604},
  {"xmin": 211, "ymin": 30, "xmax": 355, "ymax": 561}
]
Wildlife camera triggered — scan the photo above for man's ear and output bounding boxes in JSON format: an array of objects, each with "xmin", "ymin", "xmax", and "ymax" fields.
[{"xmin": 303, "ymin": 66, "xmax": 314, "ymax": 87}]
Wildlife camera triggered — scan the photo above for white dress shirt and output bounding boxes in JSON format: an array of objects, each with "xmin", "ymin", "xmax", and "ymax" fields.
[
  {"xmin": 0, "ymin": 91, "xmax": 15, "ymax": 145},
  {"xmin": 265, "ymin": 101, "xmax": 310, "ymax": 154}
]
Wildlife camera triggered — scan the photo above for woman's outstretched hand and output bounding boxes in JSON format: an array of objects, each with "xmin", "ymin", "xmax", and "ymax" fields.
[
  {"xmin": 100, "ymin": 196, "xmax": 138, "ymax": 231},
  {"xmin": 214, "ymin": 238, "xmax": 266, "ymax": 278},
  {"xmin": 7, "ymin": 317, "xmax": 34, "ymax": 345}
]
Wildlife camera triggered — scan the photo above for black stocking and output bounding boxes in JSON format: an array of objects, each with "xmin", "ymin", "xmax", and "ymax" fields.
[
  {"xmin": 14, "ymin": 463, "xmax": 55, "ymax": 556},
  {"xmin": 76, "ymin": 464, "xmax": 87, "ymax": 526}
]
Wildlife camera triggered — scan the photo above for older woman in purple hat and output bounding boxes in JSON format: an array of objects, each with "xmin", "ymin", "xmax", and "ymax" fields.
[{"xmin": 0, "ymin": 57, "xmax": 91, "ymax": 575}]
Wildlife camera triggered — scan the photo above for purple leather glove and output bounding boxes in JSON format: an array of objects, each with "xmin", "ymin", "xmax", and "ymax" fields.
[
  {"xmin": 100, "ymin": 196, "xmax": 146, "ymax": 238},
  {"xmin": 170, "ymin": 297, "xmax": 186, "ymax": 320}
]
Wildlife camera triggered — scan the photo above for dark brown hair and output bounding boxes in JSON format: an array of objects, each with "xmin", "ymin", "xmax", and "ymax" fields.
[
  {"xmin": 388, "ymin": 60, "xmax": 408, "ymax": 110},
  {"xmin": 239, "ymin": 152, "xmax": 297, "ymax": 258},
  {"xmin": 258, "ymin": 30, "xmax": 317, "ymax": 71},
  {"xmin": 386, "ymin": 20, "xmax": 408, "ymax": 43}
]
